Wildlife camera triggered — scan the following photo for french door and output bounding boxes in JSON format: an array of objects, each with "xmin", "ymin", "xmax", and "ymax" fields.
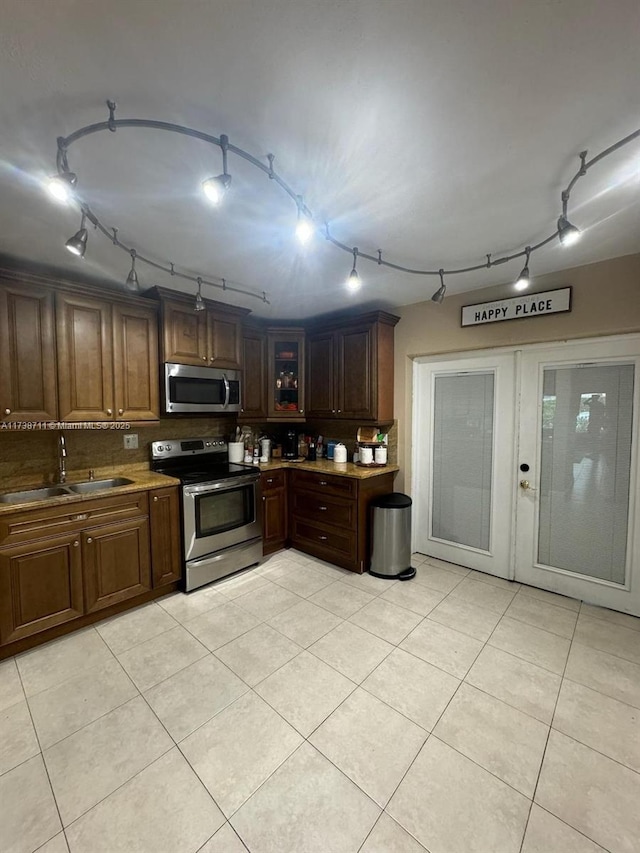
[{"xmin": 413, "ymin": 335, "xmax": 640, "ymax": 615}]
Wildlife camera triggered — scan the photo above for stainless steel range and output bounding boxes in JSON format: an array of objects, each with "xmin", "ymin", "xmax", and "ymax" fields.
[{"xmin": 151, "ymin": 437, "xmax": 262, "ymax": 591}]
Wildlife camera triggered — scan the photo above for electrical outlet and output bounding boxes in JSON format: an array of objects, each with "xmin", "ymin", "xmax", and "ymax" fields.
[{"xmin": 124, "ymin": 433, "xmax": 138, "ymax": 450}]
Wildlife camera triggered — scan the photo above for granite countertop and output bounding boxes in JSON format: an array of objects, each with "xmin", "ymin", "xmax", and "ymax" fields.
[
  {"xmin": 0, "ymin": 467, "xmax": 180, "ymax": 515},
  {"xmin": 257, "ymin": 458, "xmax": 399, "ymax": 480}
]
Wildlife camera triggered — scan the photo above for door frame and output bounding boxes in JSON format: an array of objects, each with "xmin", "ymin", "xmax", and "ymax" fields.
[
  {"xmin": 411, "ymin": 333, "xmax": 640, "ymax": 611},
  {"xmin": 412, "ymin": 349, "xmax": 518, "ymax": 579},
  {"xmin": 515, "ymin": 336, "xmax": 640, "ymax": 614}
]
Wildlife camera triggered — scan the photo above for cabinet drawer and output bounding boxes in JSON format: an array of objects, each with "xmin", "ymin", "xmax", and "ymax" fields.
[
  {"xmin": 290, "ymin": 470, "xmax": 357, "ymax": 499},
  {"xmin": 260, "ymin": 469, "xmax": 287, "ymax": 492},
  {"xmin": 290, "ymin": 490, "xmax": 356, "ymax": 531},
  {"xmin": 0, "ymin": 491, "xmax": 149, "ymax": 548},
  {"xmin": 290, "ymin": 518, "xmax": 357, "ymax": 562}
]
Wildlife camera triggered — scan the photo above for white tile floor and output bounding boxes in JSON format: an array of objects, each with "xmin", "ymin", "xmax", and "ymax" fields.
[{"xmin": 1, "ymin": 549, "xmax": 639, "ymax": 853}]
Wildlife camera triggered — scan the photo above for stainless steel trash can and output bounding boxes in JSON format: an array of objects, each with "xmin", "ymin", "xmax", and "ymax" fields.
[{"xmin": 369, "ymin": 493, "xmax": 416, "ymax": 580}]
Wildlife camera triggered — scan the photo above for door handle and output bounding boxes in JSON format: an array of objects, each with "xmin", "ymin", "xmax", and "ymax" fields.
[
  {"xmin": 519, "ymin": 480, "xmax": 537, "ymax": 492},
  {"xmin": 222, "ymin": 374, "xmax": 230, "ymax": 409}
]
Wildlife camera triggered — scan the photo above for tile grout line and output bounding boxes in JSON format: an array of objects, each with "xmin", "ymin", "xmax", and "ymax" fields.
[{"xmin": 517, "ymin": 594, "xmax": 579, "ymax": 853}]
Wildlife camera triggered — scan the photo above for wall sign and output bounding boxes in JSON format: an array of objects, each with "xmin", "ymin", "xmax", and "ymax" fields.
[{"xmin": 461, "ymin": 287, "xmax": 572, "ymax": 327}]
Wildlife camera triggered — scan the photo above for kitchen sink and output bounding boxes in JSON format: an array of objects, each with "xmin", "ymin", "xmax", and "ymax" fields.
[
  {"xmin": 66, "ymin": 477, "xmax": 134, "ymax": 493},
  {"xmin": 0, "ymin": 486, "xmax": 72, "ymax": 504},
  {"xmin": 0, "ymin": 477, "xmax": 134, "ymax": 503}
]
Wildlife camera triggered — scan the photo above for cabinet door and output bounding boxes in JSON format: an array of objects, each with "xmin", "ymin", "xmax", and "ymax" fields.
[
  {"xmin": 162, "ymin": 300, "xmax": 208, "ymax": 366},
  {"xmin": 262, "ymin": 488, "xmax": 287, "ymax": 555},
  {"xmin": 241, "ymin": 328, "xmax": 267, "ymax": 418},
  {"xmin": 83, "ymin": 517, "xmax": 151, "ymax": 613},
  {"xmin": 149, "ymin": 487, "xmax": 182, "ymax": 587},
  {"xmin": 336, "ymin": 324, "xmax": 375, "ymax": 419},
  {"xmin": 113, "ymin": 303, "xmax": 160, "ymax": 421},
  {"xmin": 56, "ymin": 293, "xmax": 114, "ymax": 420},
  {"xmin": 267, "ymin": 329, "xmax": 305, "ymax": 419},
  {"xmin": 0, "ymin": 282, "xmax": 58, "ymax": 422},
  {"xmin": 208, "ymin": 313, "xmax": 241, "ymax": 369},
  {"xmin": 306, "ymin": 331, "xmax": 336, "ymax": 417},
  {"xmin": 0, "ymin": 532, "xmax": 83, "ymax": 644}
]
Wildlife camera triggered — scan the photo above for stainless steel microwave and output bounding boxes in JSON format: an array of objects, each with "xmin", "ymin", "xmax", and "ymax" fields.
[{"xmin": 163, "ymin": 363, "xmax": 241, "ymax": 414}]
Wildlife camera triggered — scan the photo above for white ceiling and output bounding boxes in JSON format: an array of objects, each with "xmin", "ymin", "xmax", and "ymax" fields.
[{"xmin": 0, "ymin": 0, "xmax": 638, "ymax": 318}]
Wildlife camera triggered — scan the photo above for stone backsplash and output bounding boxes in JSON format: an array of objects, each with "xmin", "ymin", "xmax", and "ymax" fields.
[{"xmin": 0, "ymin": 417, "xmax": 237, "ymax": 487}]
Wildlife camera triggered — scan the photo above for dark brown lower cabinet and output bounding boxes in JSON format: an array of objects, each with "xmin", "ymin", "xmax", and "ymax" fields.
[
  {"xmin": 261, "ymin": 470, "xmax": 287, "ymax": 555},
  {"xmin": 289, "ymin": 470, "xmax": 394, "ymax": 572},
  {"xmin": 149, "ymin": 487, "xmax": 182, "ymax": 587},
  {"xmin": 82, "ymin": 517, "xmax": 151, "ymax": 613},
  {"xmin": 0, "ymin": 485, "xmax": 182, "ymax": 656},
  {"xmin": 0, "ymin": 532, "xmax": 84, "ymax": 644}
]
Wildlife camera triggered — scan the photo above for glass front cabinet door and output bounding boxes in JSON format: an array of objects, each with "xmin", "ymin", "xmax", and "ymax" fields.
[{"xmin": 267, "ymin": 329, "xmax": 305, "ymax": 419}]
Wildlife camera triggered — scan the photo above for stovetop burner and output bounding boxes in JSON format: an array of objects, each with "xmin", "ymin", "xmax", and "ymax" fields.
[{"xmin": 149, "ymin": 437, "xmax": 258, "ymax": 485}]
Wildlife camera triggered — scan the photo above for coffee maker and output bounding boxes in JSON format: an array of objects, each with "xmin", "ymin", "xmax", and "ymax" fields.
[{"xmin": 282, "ymin": 429, "xmax": 298, "ymax": 459}]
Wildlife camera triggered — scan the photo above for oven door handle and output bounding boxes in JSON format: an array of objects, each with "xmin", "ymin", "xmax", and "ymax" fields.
[
  {"xmin": 183, "ymin": 474, "xmax": 259, "ymax": 495},
  {"xmin": 222, "ymin": 374, "xmax": 230, "ymax": 409}
]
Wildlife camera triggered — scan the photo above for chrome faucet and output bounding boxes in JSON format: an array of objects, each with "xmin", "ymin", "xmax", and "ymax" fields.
[{"xmin": 57, "ymin": 433, "xmax": 67, "ymax": 484}]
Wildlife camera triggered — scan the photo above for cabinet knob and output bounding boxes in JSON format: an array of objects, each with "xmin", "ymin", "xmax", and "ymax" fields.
[
  {"xmin": 319, "ymin": 480, "xmax": 328, "ymax": 486},
  {"xmin": 118, "ymin": 408, "xmax": 124, "ymax": 416},
  {"xmin": 153, "ymin": 496, "xmax": 158, "ymax": 502},
  {"xmin": 201, "ymin": 356, "xmax": 207, "ymax": 361},
  {"xmin": 319, "ymin": 505, "xmax": 327, "ymax": 511},
  {"xmin": 266, "ymin": 478, "xmax": 274, "ymax": 484},
  {"xmin": 319, "ymin": 535, "xmax": 328, "ymax": 541},
  {"xmin": 210, "ymin": 357, "xmax": 215, "ymax": 362},
  {"xmin": 86, "ymin": 537, "xmax": 93, "ymax": 544},
  {"xmin": 332, "ymin": 410, "xmax": 336, "ymax": 413},
  {"xmin": 73, "ymin": 540, "xmax": 79, "ymax": 547},
  {"xmin": 300, "ymin": 409, "xmax": 304, "ymax": 414},
  {"xmin": 106, "ymin": 408, "xmax": 113, "ymax": 416},
  {"xmin": 262, "ymin": 496, "xmax": 266, "ymax": 501},
  {"xmin": 337, "ymin": 409, "xmax": 341, "ymax": 413},
  {"xmin": 4, "ymin": 408, "xmax": 10, "ymax": 415}
]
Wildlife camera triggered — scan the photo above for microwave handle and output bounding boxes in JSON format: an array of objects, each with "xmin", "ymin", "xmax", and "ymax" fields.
[{"xmin": 222, "ymin": 374, "xmax": 230, "ymax": 409}]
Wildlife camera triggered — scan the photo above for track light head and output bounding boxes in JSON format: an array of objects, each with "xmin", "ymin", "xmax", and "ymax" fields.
[
  {"xmin": 65, "ymin": 211, "xmax": 88, "ymax": 258},
  {"xmin": 346, "ymin": 248, "xmax": 361, "ymax": 291},
  {"xmin": 194, "ymin": 277, "xmax": 206, "ymax": 312},
  {"xmin": 431, "ymin": 270, "xmax": 446, "ymax": 303},
  {"xmin": 514, "ymin": 248, "xmax": 531, "ymax": 291},
  {"xmin": 125, "ymin": 250, "xmax": 140, "ymax": 292},
  {"xmin": 202, "ymin": 173, "xmax": 232, "ymax": 205},
  {"xmin": 557, "ymin": 215, "xmax": 581, "ymax": 247},
  {"xmin": 296, "ymin": 216, "xmax": 314, "ymax": 245},
  {"xmin": 65, "ymin": 227, "xmax": 88, "ymax": 258},
  {"xmin": 47, "ymin": 172, "xmax": 77, "ymax": 203},
  {"xmin": 295, "ymin": 196, "xmax": 314, "ymax": 245}
]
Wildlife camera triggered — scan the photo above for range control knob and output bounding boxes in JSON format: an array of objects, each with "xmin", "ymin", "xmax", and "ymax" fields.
[
  {"xmin": 206, "ymin": 441, "xmax": 211, "ymax": 447},
  {"xmin": 166, "ymin": 444, "xmax": 173, "ymax": 451},
  {"xmin": 157, "ymin": 445, "xmax": 164, "ymax": 452}
]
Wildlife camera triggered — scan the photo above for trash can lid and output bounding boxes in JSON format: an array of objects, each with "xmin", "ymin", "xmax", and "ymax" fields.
[{"xmin": 371, "ymin": 492, "xmax": 412, "ymax": 509}]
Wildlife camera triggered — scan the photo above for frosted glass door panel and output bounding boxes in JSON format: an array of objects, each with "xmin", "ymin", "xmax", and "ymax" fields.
[
  {"xmin": 432, "ymin": 373, "xmax": 494, "ymax": 551},
  {"xmin": 537, "ymin": 363, "xmax": 634, "ymax": 583}
]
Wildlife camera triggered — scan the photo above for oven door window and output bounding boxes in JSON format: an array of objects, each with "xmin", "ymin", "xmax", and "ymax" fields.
[
  {"xmin": 169, "ymin": 375, "xmax": 225, "ymax": 406},
  {"xmin": 195, "ymin": 484, "xmax": 255, "ymax": 538}
]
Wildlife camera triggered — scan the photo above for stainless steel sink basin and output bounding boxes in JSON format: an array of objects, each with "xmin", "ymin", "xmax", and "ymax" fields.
[
  {"xmin": 0, "ymin": 486, "xmax": 72, "ymax": 504},
  {"xmin": 0, "ymin": 477, "xmax": 134, "ymax": 503},
  {"xmin": 66, "ymin": 477, "xmax": 134, "ymax": 494}
]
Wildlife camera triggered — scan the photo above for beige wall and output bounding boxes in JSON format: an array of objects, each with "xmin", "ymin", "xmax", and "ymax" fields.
[{"xmin": 393, "ymin": 252, "xmax": 640, "ymax": 492}]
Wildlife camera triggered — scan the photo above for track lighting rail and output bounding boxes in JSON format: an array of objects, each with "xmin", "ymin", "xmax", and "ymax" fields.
[{"xmin": 52, "ymin": 101, "xmax": 640, "ymax": 303}]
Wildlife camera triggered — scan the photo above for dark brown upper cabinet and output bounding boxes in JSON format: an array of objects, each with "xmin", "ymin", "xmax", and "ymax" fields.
[
  {"xmin": 154, "ymin": 287, "xmax": 250, "ymax": 371},
  {"xmin": 0, "ymin": 278, "xmax": 58, "ymax": 423},
  {"xmin": 306, "ymin": 311, "xmax": 399, "ymax": 423}
]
